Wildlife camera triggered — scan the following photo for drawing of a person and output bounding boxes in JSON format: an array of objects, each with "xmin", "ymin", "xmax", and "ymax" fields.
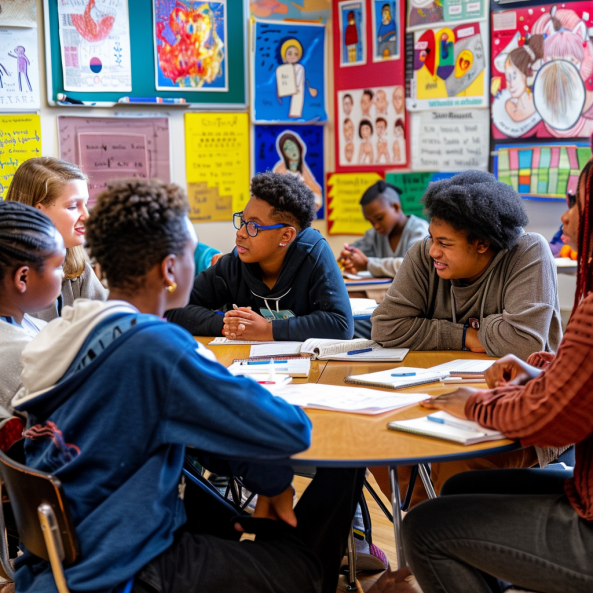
[
  {"xmin": 361, "ymin": 89, "xmax": 374, "ymax": 117},
  {"xmin": 392, "ymin": 118, "xmax": 405, "ymax": 163},
  {"xmin": 343, "ymin": 93, "xmax": 353, "ymax": 116},
  {"xmin": 375, "ymin": 89, "xmax": 388, "ymax": 115},
  {"xmin": 358, "ymin": 119, "xmax": 374, "ymax": 164},
  {"xmin": 345, "ymin": 141, "xmax": 355, "ymax": 163},
  {"xmin": 343, "ymin": 118, "xmax": 354, "ymax": 142},
  {"xmin": 8, "ymin": 46, "xmax": 31, "ymax": 92},
  {"xmin": 273, "ymin": 132, "xmax": 322, "ymax": 209},
  {"xmin": 0, "ymin": 61, "xmax": 10, "ymax": 89},
  {"xmin": 375, "ymin": 117, "xmax": 390, "ymax": 163},
  {"xmin": 277, "ymin": 38, "xmax": 318, "ymax": 119},
  {"xmin": 376, "ymin": 3, "xmax": 397, "ymax": 59},
  {"xmin": 392, "ymin": 85, "xmax": 404, "ymax": 116},
  {"xmin": 345, "ymin": 10, "xmax": 359, "ymax": 63}
]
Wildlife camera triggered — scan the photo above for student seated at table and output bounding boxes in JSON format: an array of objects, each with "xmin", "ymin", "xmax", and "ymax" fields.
[
  {"xmin": 0, "ymin": 201, "xmax": 65, "ymax": 411},
  {"xmin": 398, "ymin": 160, "xmax": 593, "ymax": 593},
  {"xmin": 7, "ymin": 157, "xmax": 107, "ymax": 321},
  {"xmin": 371, "ymin": 170, "xmax": 562, "ymax": 360},
  {"xmin": 166, "ymin": 172, "xmax": 353, "ymax": 341},
  {"xmin": 13, "ymin": 179, "xmax": 364, "ymax": 593},
  {"xmin": 339, "ymin": 180, "xmax": 429, "ymax": 278}
]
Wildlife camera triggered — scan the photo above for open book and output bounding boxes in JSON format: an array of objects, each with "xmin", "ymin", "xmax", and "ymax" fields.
[
  {"xmin": 387, "ymin": 411, "xmax": 505, "ymax": 445},
  {"xmin": 344, "ymin": 367, "xmax": 450, "ymax": 390}
]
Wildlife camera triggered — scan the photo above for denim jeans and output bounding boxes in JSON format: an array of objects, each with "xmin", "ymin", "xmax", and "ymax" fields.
[{"xmin": 402, "ymin": 468, "xmax": 593, "ymax": 593}]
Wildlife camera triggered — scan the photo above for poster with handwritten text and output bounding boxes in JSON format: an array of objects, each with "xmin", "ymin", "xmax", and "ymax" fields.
[
  {"xmin": 58, "ymin": 116, "xmax": 171, "ymax": 207},
  {"xmin": 0, "ymin": 114, "xmax": 41, "ymax": 200},
  {"xmin": 410, "ymin": 109, "xmax": 489, "ymax": 171},
  {"xmin": 185, "ymin": 112, "xmax": 250, "ymax": 222}
]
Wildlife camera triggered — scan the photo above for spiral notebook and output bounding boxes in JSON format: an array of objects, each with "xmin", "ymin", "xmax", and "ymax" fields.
[{"xmin": 344, "ymin": 367, "xmax": 450, "ymax": 390}]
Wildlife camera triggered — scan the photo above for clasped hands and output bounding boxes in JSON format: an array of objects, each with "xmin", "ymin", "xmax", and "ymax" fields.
[
  {"xmin": 338, "ymin": 244, "xmax": 368, "ymax": 274},
  {"xmin": 223, "ymin": 306, "xmax": 274, "ymax": 341}
]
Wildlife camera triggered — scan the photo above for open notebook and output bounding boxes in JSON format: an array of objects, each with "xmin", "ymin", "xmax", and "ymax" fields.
[
  {"xmin": 228, "ymin": 358, "xmax": 311, "ymax": 378},
  {"xmin": 429, "ymin": 359, "xmax": 496, "ymax": 378},
  {"xmin": 344, "ymin": 367, "xmax": 450, "ymax": 390}
]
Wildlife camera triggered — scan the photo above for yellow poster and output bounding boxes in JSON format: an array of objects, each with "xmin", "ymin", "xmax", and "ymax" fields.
[
  {"xmin": 185, "ymin": 113, "xmax": 250, "ymax": 222},
  {"xmin": 0, "ymin": 114, "xmax": 42, "ymax": 200},
  {"xmin": 327, "ymin": 172, "xmax": 382, "ymax": 235}
]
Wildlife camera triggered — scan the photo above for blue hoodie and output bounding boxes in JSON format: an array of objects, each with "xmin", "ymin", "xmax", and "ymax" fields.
[
  {"xmin": 166, "ymin": 227, "xmax": 354, "ymax": 340},
  {"xmin": 13, "ymin": 300, "xmax": 311, "ymax": 593}
]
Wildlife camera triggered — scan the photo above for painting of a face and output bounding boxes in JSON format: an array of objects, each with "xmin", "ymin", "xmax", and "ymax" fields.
[
  {"xmin": 505, "ymin": 59, "xmax": 526, "ymax": 99},
  {"xmin": 375, "ymin": 89, "xmax": 387, "ymax": 112},
  {"xmin": 382, "ymin": 6, "xmax": 391, "ymax": 23},
  {"xmin": 395, "ymin": 124, "xmax": 404, "ymax": 137},
  {"xmin": 361, "ymin": 123, "xmax": 372, "ymax": 139},
  {"xmin": 392, "ymin": 86, "xmax": 404, "ymax": 113},
  {"xmin": 343, "ymin": 95, "xmax": 353, "ymax": 115},
  {"xmin": 345, "ymin": 142, "xmax": 354, "ymax": 162},
  {"xmin": 285, "ymin": 45, "xmax": 301, "ymax": 64},
  {"xmin": 361, "ymin": 93, "xmax": 372, "ymax": 112},
  {"xmin": 344, "ymin": 119, "xmax": 354, "ymax": 141},
  {"xmin": 376, "ymin": 120, "xmax": 386, "ymax": 136},
  {"xmin": 282, "ymin": 138, "xmax": 300, "ymax": 160}
]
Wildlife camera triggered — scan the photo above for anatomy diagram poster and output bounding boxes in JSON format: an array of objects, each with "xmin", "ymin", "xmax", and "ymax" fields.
[
  {"xmin": 153, "ymin": 0, "xmax": 227, "ymax": 91},
  {"xmin": 406, "ymin": 21, "xmax": 489, "ymax": 110},
  {"xmin": 491, "ymin": 3, "xmax": 593, "ymax": 139},
  {"xmin": 58, "ymin": 0, "xmax": 132, "ymax": 92}
]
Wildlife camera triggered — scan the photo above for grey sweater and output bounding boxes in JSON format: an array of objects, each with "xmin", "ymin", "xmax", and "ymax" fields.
[
  {"xmin": 352, "ymin": 215, "xmax": 429, "ymax": 277},
  {"xmin": 32, "ymin": 261, "xmax": 108, "ymax": 322},
  {"xmin": 371, "ymin": 233, "xmax": 562, "ymax": 360}
]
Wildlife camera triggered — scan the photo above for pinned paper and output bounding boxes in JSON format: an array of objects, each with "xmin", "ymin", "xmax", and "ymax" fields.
[
  {"xmin": 0, "ymin": 114, "xmax": 41, "ymax": 200},
  {"xmin": 185, "ymin": 112, "xmax": 250, "ymax": 222},
  {"xmin": 327, "ymin": 172, "xmax": 382, "ymax": 235}
]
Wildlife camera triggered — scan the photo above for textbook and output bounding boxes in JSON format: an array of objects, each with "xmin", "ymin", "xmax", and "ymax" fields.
[
  {"xmin": 228, "ymin": 358, "xmax": 311, "ymax": 378},
  {"xmin": 344, "ymin": 367, "xmax": 450, "ymax": 390},
  {"xmin": 387, "ymin": 411, "xmax": 505, "ymax": 445},
  {"xmin": 429, "ymin": 359, "xmax": 496, "ymax": 379}
]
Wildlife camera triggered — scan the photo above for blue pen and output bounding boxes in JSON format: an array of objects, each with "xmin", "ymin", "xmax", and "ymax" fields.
[
  {"xmin": 426, "ymin": 414, "xmax": 481, "ymax": 433},
  {"xmin": 391, "ymin": 372, "xmax": 416, "ymax": 377},
  {"xmin": 214, "ymin": 310, "xmax": 225, "ymax": 316},
  {"xmin": 346, "ymin": 347, "xmax": 373, "ymax": 355},
  {"xmin": 246, "ymin": 360, "xmax": 288, "ymax": 365}
]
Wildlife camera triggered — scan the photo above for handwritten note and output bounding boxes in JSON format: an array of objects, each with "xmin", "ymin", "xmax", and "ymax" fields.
[
  {"xmin": 327, "ymin": 172, "xmax": 382, "ymax": 235},
  {"xmin": 184, "ymin": 113, "xmax": 250, "ymax": 222},
  {"xmin": 410, "ymin": 109, "xmax": 489, "ymax": 171},
  {"xmin": 0, "ymin": 114, "xmax": 41, "ymax": 200}
]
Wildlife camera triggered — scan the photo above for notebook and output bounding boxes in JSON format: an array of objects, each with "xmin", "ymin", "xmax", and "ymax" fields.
[
  {"xmin": 387, "ymin": 411, "xmax": 505, "ymax": 445},
  {"xmin": 429, "ymin": 359, "xmax": 496, "ymax": 379},
  {"xmin": 228, "ymin": 358, "xmax": 311, "ymax": 378},
  {"xmin": 349, "ymin": 298, "xmax": 378, "ymax": 317},
  {"xmin": 344, "ymin": 367, "xmax": 450, "ymax": 390}
]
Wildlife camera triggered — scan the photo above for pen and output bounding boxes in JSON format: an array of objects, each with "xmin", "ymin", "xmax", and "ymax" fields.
[
  {"xmin": 215, "ymin": 310, "xmax": 225, "ymax": 316},
  {"xmin": 57, "ymin": 93, "xmax": 94, "ymax": 106},
  {"xmin": 391, "ymin": 372, "xmax": 416, "ymax": 377},
  {"xmin": 427, "ymin": 414, "xmax": 483, "ymax": 433},
  {"xmin": 257, "ymin": 381, "xmax": 276, "ymax": 385},
  {"xmin": 118, "ymin": 97, "xmax": 187, "ymax": 104},
  {"xmin": 246, "ymin": 360, "xmax": 288, "ymax": 365},
  {"xmin": 346, "ymin": 347, "xmax": 373, "ymax": 355}
]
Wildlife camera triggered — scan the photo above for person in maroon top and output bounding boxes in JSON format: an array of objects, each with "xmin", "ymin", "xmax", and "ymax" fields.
[{"xmin": 395, "ymin": 161, "xmax": 593, "ymax": 593}]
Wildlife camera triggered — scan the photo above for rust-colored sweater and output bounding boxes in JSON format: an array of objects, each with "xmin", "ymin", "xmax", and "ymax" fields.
[{"xmin": 466, "ymin": 293, "xmax": 593, "ymax": 521}]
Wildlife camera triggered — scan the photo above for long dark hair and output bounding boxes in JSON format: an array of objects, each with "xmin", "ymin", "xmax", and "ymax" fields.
[
  {"xmin": 277, "ymin": 132, "xmax": 304, "ymax": 174},
  {"xmin": 573, "ymin": 159, "xmax": 593, "ymax": 314}
]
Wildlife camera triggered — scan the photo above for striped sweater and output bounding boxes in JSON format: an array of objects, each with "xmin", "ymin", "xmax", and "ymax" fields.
[{"xmin": 466, "ymin": 292, "xmax": 593, "ymax": 521}]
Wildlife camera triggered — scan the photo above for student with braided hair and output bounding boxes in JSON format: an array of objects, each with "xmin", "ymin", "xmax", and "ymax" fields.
[
  {"xmin": 6, "ymin": 157, "xmax": 107, "ymax": 321},
  {"xmin": 0, "ymin": 201, "xmax": 65, "ymax": 410}
]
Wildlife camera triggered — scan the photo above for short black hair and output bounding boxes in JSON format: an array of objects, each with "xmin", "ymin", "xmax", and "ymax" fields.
[
  {"xmin": 0, "ymin": 201, "xmax": 58, "ymax": 281},
  {"xmin": 250, "ymin": 172, "xmax": 317, "ymax": 231},
  {"xmin": 362, "ymin": 89, "xmax": 373, "ymax": 100},
  {"xmin": 422, "ymin": 170, "xmax": 528, "ymax": 250},
  {"xmin": 359, "ymin": 119, "xmax": 373, "ymax": 138},
  {"xmin": 360, "ymin": 180, "xmax": 402, "ymax": 206},
  {"xmin": 85, "ymin": 179, "xmax": 190, "ymax": 290}
]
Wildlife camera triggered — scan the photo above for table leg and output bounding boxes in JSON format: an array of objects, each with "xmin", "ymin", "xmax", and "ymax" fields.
[
  {"xmin": 418, "ymin": 463, "xmax": 437, "ymax": 499},
  {"xmin": 389, "ymin": 465, "xmax": 406, "ymax": 569}
]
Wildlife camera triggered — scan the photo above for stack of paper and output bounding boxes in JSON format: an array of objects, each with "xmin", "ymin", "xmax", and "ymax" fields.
[
  {"xmin": 228, "ymin": 358, "xmax": 311, "ymax": 378},
  {"xmin": 429, "ymin": 359, "xmax": 496, "ymax": 384},
  {"xmin": 344, "ymin": 367, "xmax": 450, "ymax": 390}
]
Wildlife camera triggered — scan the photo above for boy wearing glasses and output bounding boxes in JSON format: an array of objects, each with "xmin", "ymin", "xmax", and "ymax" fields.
[{"xmin": 166, "ymin": 172, "xmax": 353, "ymax": 341}]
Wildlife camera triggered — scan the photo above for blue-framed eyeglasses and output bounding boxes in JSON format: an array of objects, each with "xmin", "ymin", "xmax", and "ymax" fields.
[{"xmin": 233, "ymin": 212, "xmax": 291, "ymax": 237}]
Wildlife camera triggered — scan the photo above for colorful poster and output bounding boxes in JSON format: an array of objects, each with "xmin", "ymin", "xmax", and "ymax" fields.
[
  {"xmin": 185, "ymin": 113, "xmax": 250, "ymax": 222},
  {"xmin": 57, "ymin": 0, "xmax": 132, "ymax": 92},
  {"xmin": 0, "ymin": 27, "xmax": 40, "ymax": 110},
  {"xmin": 153, "ymin": 0, "xmax": 227, "ymax": 91},
  {"xmin": 251, "ymin": 20, "xmax": 327, "ymax": 123},
  {"xmin": 410, "ymin": 108, "xmax": 489, "ymax": 171},
  {"xmin": 406, "ymin": 21, "xmax": 488, "ymax": 110},
  {"xmin": 254, "ymin": 125, "xmax": 325, "ymax": 218},
  {"xmin": 385, "ymin": 171, "xmax": 456, "ymax": 218},
  {"xmin": 0, "ymin": 114, "xmax": 41, "ymax": 200},
  {"xmin": 491, "ymin": 3, "xmax": 593, "ymax": 139},
  {"xmin": 407, "ymin": 0, "xmax": 486, "ymax": 32},
  {"xmin": 372, "ymin": 0, "xmax": 399, "ymax": 61},
  {"xmin": 327, "ymin": 171, "xmax": 382, "ymax": 235},
  {"xmin": 250, "ymin": 0, "xmax": 331, "ymax": 22},
  {"xmin": 494, "ymin": 142, "xmax": 591, "ymax": 201},
  {"xmin": 339, "ymin": 1, "xmax": 366, "ymax": 67},
  {"xmin": 0, "ymin": 0, "xmax": 36, "ymax": 27},
  {"xmin": 58, "ymin": 116, "xmax": 171, "ymax": 208},
  {"xmin": 337, "ymin": 86, "xmax": 406, "ymax": 167}
]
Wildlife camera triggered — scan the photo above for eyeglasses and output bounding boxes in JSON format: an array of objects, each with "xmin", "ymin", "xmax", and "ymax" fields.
[
  {"xmin": 566, "ymin": 192, "xmax": 576, "ymax": 209},
  {"xmin": 232, "ymin": 212, "xmax": 291, "ymax": 237}
]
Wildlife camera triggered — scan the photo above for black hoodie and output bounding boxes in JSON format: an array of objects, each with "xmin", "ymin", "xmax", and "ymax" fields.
[{"xmin": 166, "ymin": 227, "xmax": 354, "ymax": 341}]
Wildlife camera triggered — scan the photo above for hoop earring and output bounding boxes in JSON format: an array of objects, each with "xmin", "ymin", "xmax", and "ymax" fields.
[{"xmin": 165, "ymin": 282, "xmax": 177, "ymax": 293}]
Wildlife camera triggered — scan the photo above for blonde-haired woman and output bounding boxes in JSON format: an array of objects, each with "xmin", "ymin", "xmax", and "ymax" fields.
[{"xmin": 6, "ymin": 157, "xmax": 107, "ymax": 320}]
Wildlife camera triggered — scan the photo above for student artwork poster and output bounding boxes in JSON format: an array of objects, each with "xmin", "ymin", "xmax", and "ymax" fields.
[
  {"xmin": 339, "ymin": 1, "xmax": 366, "ymax": 67},
  {"xmin": 251, "ymin": 20, "xmax": 327, "ymax": 123},
  {"xmin": 153, "ymin": 0, "xmax": 227, "ymax": 91},
  {"xmin": 372, "ymin": 0, "xmax": 400, "ymax": 61},
  {"xmin": 57, "ymin": 0, "xmax": 132, "ymax": 92},
  {"xmin": 406, "ymin": 0, "xmax": 486, "ymax": 32},
  {"xmin": 337, "ymin": 86, "xmax": 406, "ymax": 167},
  {"xmin": 0, "ymin": 27, "xmax": 40, "ymax": 110},
  {"xmin": 254, "ymin": 126, "xmax": 325, "ymax": 219},
  {"xmin": 491, "ymin": 3, "xmax": 593, "ymax": 139},
  {"xmin": 407, "ymin": 21, "xmax": 488, "ymax": 110}
]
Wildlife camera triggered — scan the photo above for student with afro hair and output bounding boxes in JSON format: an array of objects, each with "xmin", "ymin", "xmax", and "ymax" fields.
[{"xmin": 166, "ymin": 172, "xmax": 353, "ymax": 341}]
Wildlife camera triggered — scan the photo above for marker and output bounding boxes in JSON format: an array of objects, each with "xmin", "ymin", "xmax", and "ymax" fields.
[
  {"xmin": 427, "ymin": 414, "xmax": 483, "ymax": 433},
  {"xmin": 257, "ymin": 381, "xmax": 276, "ymax": 385},
  {"xmin": 246, "ymin": 360, "xmax": 288, "ymax": 365},
  {"xmin": 346, "ymin": 347, "xmax": 373, "ymax": 355},
  {"xmin": 118, "ymin": 97, "xmax": 187, "ymax": 104},
  {"xmin": 57, "ymin": 93, "xmax": 92, "ymax": 105},
  {"xmin": 391, "ymin": 372, "xmax": 416, "ymax": 377}
]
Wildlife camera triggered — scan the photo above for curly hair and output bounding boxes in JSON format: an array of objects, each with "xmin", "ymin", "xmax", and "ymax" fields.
[
  {"xmin": 85, "ymin": 179, "xmax": 190, "ymax": 290},
  {"xmin": 422, "ymin": 170, "xmax": 528, "ymax": 251},
  {"xmin": 250, "ymin": 172, "xmax": 316, "ymax": 231}
]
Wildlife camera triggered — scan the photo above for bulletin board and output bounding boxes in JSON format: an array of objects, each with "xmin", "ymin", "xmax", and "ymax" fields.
[{"xmin": 42, "ymin": 0, "xmax": 247, "ymax": 107}]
